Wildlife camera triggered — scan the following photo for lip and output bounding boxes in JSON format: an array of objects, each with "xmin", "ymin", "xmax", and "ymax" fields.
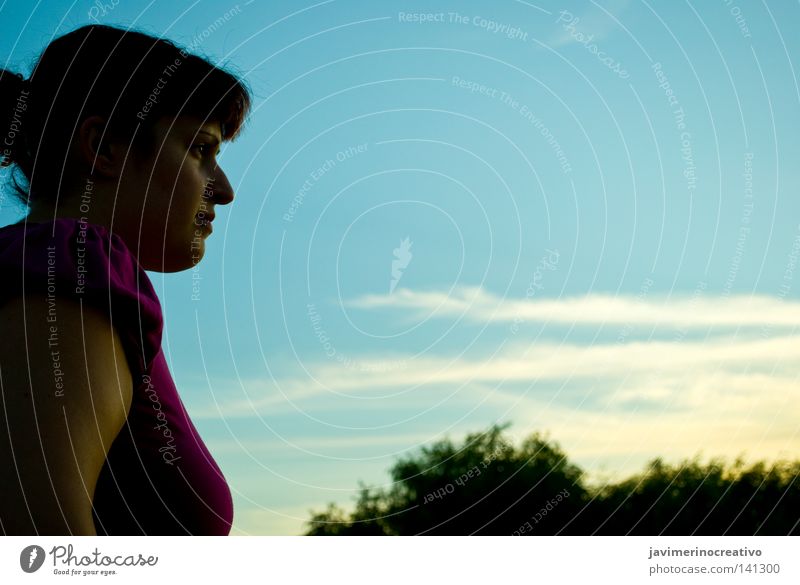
[{"xmin": 196, "ymin": 213, "xmax": 215, "ymax": 233}]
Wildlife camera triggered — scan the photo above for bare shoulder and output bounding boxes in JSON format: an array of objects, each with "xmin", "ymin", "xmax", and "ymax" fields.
[{"xmin": 0, "ymin": 294, "xmax": 133, "ymax": 534}]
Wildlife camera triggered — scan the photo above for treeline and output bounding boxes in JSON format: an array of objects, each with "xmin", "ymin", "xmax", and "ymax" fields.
[{"xmin": 305, "ymin": 423, "xmax": 799, "ymax": 535}]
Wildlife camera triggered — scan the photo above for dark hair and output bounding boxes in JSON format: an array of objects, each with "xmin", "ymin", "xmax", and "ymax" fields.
[{"xmin": 0, "ymin": 24, "xmax": 252, "ymax": 206}]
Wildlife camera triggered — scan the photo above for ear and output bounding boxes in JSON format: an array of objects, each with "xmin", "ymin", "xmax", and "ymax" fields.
[{"xmin": 76, "ymin": 115, "xmax": 126, "ymax": 178}]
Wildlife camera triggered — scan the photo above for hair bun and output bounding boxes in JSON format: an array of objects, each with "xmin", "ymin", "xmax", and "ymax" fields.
[{"xmin": 1, "ymin": 68, "xmax": 31, "ymax": 168}]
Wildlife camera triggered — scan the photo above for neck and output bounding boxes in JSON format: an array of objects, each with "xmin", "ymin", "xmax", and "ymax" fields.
[{"xmin": 21, "ymin": 178, "xmax": 110, "ymax": 229}]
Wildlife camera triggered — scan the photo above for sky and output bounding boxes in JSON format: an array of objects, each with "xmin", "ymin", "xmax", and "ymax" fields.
[{"xmin": 1, "ymin": 0, "xmax": 799, "ymax": 535}]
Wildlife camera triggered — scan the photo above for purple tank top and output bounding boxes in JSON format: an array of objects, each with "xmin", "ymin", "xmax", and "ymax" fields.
[{"xmin": 0, "ymin": 218, "xmax": 233, "ymax": 535}]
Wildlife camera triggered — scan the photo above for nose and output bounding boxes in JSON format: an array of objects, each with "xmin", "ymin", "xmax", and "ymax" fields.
[{"xmin": 206, "ymin": 164, "xmax": 235, "ymax": 205}]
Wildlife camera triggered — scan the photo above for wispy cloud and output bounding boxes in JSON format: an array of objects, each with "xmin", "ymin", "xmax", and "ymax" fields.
[
  {"xmin": 194, "ymin": 287, "xmax": 799, "ymax": 501},
  {"xmin": 346, "ymin": 286, "xmax": 800, "ymax": 328},
  {"xmin": 195, "ymin": 332, "xmax": 800, "ymax": 419}
]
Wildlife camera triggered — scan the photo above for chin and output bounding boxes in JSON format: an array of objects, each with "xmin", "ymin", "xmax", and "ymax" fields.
[{"xmin": 142, "ymin": 242, "xmax": 205, "ymax": 273}]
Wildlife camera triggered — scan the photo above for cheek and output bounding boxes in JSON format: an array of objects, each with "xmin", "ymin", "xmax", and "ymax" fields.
[
  {"xmin": 156, "ymin": 181, "xmax": 203, "ymax": 229},
  {"xmin": 140, "ymin": 165, "xmax": 182, "ymax": 219},
  {"xmin": 182, "ymin": 169, "xmax": 210, "ymax": 216},
  {"xmin": 155, "ymin": 153, "xmax": 203, "ymax": 207}
]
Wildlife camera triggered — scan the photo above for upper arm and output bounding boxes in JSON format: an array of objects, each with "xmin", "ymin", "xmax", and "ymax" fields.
[{"xmin": 0, "ymin": 293, "xmax": 133, "ymax": 535}]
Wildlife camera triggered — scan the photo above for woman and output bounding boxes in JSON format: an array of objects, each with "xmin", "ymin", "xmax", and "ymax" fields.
[{"xmin": 0, "ymin": 24, "xmax": 252, "ymax": 535}]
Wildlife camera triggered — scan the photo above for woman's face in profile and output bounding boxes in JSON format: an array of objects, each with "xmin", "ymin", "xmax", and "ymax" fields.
[{"xmin": 123, "ymin": 114, "xmax": 235, "ymax": 273}]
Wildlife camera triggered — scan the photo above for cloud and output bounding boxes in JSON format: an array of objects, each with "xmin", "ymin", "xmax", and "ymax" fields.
[
  {"xmin": 212, "ymin": 430, "xmax": 445, "ymax": 456},
  {"xmin": 192, "ymin": 287, "xmax": 799, "ymax": 490},
  {"xmin": 346, "ymin": 286, "xmax": 800, "ymax": 329},
  {"xmin": 194, "ymin": 332, "xmax": 800, "ymax": 419},
  {"xmin": 511, "ymin": 397, "xmax": 800, "ymax": 483}
]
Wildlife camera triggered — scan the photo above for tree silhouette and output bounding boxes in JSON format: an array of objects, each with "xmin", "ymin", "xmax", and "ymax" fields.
[
  {"xmin": 306, "ymin": 423, "xmax": 799, "ymax": 535},
  {"xmin": 581, "ymin": 456, "xmax": 800, "ymax": 535}
]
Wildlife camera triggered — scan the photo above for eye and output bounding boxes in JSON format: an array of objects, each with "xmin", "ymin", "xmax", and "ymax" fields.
[{"xmin": 192, "ymin": 143, "xmax": 221, "ymax": 158}]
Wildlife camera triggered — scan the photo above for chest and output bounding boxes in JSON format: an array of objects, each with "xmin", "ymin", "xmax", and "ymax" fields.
[{"xmin": 92, "ymin": 350, "xmax": 233, "ymax": 535}]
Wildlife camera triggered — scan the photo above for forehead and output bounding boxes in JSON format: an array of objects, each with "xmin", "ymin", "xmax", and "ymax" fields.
[{"xmin": 155, "ymin": 114, "xmax": 222, "ymax": 141}]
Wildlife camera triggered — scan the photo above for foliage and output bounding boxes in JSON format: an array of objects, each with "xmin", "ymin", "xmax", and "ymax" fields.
[{"xmin": 305, "ymin": 423, "xmax": 800, "ymax": 535}]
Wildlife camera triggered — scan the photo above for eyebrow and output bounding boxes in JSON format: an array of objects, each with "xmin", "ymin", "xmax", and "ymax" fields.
[{"xmin": 196, "ymin": 130, "xmax": 222, "ymax": 144}]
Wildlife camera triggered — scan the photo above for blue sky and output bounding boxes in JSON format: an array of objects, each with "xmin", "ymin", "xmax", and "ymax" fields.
[{"xmin": 2, "ymin": 0, "xmax": 799, "ymax": 535}]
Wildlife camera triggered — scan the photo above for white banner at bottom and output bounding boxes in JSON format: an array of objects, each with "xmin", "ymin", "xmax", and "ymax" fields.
[{"xmin": 1, "ymin": 536, "xmax": 796, "ymax": 584}]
